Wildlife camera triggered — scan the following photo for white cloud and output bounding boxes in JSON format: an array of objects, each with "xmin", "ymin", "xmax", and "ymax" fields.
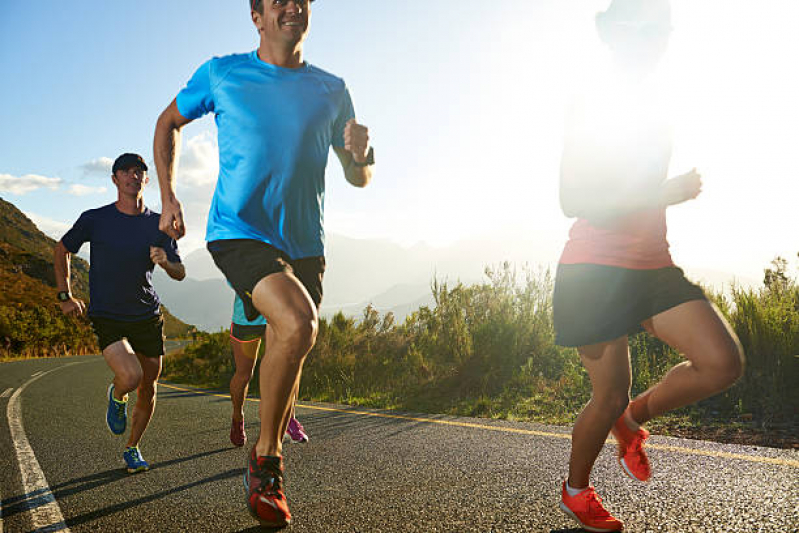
[
  {"xmin": 0, "ymin": 173, "xmax": 62, "ymax": 195},
  {"xmin": 25, "ymin": 212, "xmax": 71, "ymax": 239},
  {"xmin": 67, "ymin": 184, "xmax": 107, "ymax": 196},
  {"xmin": 148, "ymin": 132, "xmax": 220, "ymax": 253},
  {"xmin": 80, "ymin": 157, "xmax": 114, "ymax": 175},
  {"xmin": 179, "ymin": 133, "xmax": 219, "ymax": 187}
]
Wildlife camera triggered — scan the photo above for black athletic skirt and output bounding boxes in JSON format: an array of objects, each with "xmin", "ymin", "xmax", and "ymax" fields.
[{"xmin": 553, "ymin": 264, "xmax": 706, "ymax": 347}]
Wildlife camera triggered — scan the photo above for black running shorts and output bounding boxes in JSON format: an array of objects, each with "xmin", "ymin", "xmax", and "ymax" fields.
[
  {"xmin": 90, "ymin": 315, "xmax": 165, "ymax": 358},
  {"xmin": 553, "ymin": 264, "xmax": 707, "ymax": 347},
  {"xmin": 230, "ymin": 323, "xmax": 266, "ymax": 343},
  {"xmin": 207, "ymin": 239, "xmax": 325, "ymax": 322}
]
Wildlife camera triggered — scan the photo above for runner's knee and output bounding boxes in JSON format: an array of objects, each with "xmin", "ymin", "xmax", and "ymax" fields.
[
  {"xmin": 593, "ymin": 391, "xmax": 629, "ymax": 419},
  {"xmin": 118, "ymin": 368, "xmax": 143, "ymax": 392},
  {"xmin": 713, "ymin": 344, "xmax": 745, "ymax": 390},
  {"xmin": 279, "ymin": 311, "xmax": 318, "ymax": 358},
  {"xmin": 137, "ymin": 379, "xmax": 157, "ymax": 401},
  {"xmin": 234, "ymin": 366, "xmax": 253, "ymax": 380},
  {"xmin": 232, "ymin": 366, "xmax": 254, "ymax": 383},
  {"xmin": 694, "ymin": 338, "xmax": 744, "ymax": 391}
]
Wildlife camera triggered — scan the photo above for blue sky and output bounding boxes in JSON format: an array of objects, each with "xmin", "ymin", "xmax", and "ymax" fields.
[{"xmin": 1, "ymin": 1, "xmax": 797, "ymax": 281}]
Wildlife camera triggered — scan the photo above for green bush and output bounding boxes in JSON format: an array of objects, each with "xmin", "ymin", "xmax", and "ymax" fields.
[
  {"xmin": 161, "ymin": 256, "xmax": 798, "ymax": 431},
  {"xmin": 0, "ymin": 304, "xmax": 97, "ymax": 359}
]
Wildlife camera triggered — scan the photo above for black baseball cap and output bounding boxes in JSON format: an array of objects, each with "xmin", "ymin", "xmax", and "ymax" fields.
[{"xmin": 112, "ymin": 153, "xmax": 148, "ymax": 174}]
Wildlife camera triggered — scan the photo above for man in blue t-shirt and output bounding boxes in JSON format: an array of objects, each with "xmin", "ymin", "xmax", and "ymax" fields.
[
  {"xmin": 153, "ymin": 0, "xmax": 373, "ymax": 527},
  {"xmin": 54, "ymin": 152, "xmax": 185, "ymax": 474}
]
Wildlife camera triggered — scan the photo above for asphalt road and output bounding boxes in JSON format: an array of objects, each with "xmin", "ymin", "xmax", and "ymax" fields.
[{"xmin": 1, "ymin": 355, "xmax": 797, "ymax": 532}]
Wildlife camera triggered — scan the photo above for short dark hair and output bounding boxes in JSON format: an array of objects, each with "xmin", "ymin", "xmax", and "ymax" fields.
[{"xmin": 251, "ymin": 0, "xmax": 263, "ymax": 14}]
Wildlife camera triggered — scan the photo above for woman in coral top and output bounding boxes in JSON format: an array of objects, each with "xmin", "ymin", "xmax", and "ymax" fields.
[{"xmin": 554, "ymin": 1, "xmax": 744, "ymax": 531}]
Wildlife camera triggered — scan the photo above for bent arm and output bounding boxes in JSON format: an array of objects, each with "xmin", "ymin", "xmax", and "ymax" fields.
[
  {"xmin": 154, "ymin": 99, "xmax": 193, "ymax": 239},
  {"xmin": 53, "ymin": 241, "xmax": 72, "ymax": 294},
  {"xmin": 150, "ymin": 246, "xmax": 186, "ymax": 281},
  {"xmin": 333, "ymin": 147, "xmax": 372, "ymax": 188},
  {"xmin": 54, "ymin": 241, "xmax": 86, "ymax": 315},
  {"xmin": 161, "ymin": 260, "xmax": 186, "ymax": 281},
  {"xmin": 154, "ymin": 99, "xmax": 192, "ymax": 203}
]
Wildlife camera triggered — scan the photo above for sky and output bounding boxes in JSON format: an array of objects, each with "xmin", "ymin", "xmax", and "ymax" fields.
[{"xmin": 1, "ymin": 0, "xmax": 797, "ymax": 282}]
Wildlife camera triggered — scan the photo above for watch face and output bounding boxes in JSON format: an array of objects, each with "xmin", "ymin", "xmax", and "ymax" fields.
[{"xmin": 57, "ymin": 292, "xmax": 70, "ymax": 302}]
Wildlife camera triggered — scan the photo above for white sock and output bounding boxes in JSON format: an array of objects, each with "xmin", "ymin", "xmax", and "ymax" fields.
[{"xmin": 566, "ymin": 481, "xmax": 587, "ymax": 497}]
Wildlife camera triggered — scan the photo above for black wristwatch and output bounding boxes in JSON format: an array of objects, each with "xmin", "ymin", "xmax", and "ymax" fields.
[
  {"xmin": 57, "ymin": 291, "xmax": 71, "ymax": 302},
  {"xmin": 353, "ymin": 146, "xmax": 375, "ymax": 167}
]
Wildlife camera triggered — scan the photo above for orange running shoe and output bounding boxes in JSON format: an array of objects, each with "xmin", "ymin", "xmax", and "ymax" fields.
[
  {"xmin": 612, "ymin": 413, "xmax": 651, "ymax": 482},
  {"xmin": 559, "ymin": 481, "xmax": 623, "ymax": 532},
  {"xmin": 245, "ymin": 449, "xmax": 291, "ymax": 528}
]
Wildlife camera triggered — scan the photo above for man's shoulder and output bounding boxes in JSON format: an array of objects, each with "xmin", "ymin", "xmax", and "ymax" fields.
[
  {"xmin": 305, "ymin": 64, "xmax": 346, "ymax": 87},
  {"xmin": 210, "ymin": 52, "xmax": 251, "ymax": 67},
  {"xmin": 140, "ymin": 207, "xmax": 168, "ymax": 231},
  {"xmin": 141, "ymin": 206, "xmax": 160, "ymax": 219},
  {"xmin": 207, "ymin": 52, "xmax": 253, "ymax": 80},
  {"xmin": 79, "ymin": 203, "xmax": 115, "ymax": 219}
]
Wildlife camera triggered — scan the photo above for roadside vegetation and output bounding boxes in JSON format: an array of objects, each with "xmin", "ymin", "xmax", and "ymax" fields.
[
  {"xmin": 163, "ymin": 255, "xmax": 799, "ymax": 448},
  {"xmin": 0, "ymin": 304, "xmax": 97, "ymax": 360},
  {"xmin": 0, "ymin": 305, "xmax": 193, "ymax": 361}
]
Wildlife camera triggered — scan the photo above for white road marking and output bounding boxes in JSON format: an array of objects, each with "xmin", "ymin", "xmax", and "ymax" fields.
[
  {"xmin": 30, "ymin": 371, "xmax": 43, "ymax": 378},
  {"xmin": 0, "ymin": 388, "xmax": 12, "ymax": 398},
  {"xmin": 7, "ymin": 363, "xmax": 83, "ymax": 533}
]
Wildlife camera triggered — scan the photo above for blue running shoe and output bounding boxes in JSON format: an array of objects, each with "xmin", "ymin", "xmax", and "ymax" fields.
[
  {"xmin": 123, "ymin": 447, "xmax": 149, "ymax": 474},
  {"xmin": 106, "ymin": 383, "xmax": 127, "ymax": 435}
]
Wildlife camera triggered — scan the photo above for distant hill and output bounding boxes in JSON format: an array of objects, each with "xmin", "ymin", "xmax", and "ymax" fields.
[
  {"xmin": 0, "ymin": 196, "xmax": 90, "ymax": 302},
  {"xmin": 153, "ymin": 271, "xmax": 233, "ymax": 332},
  {"xmin": 0, "ymin": 196, "xmax": 196, "ymax": 358},
  {"xmin": 161, "ymin": 305, "xmax": 196, "ymax": 339}
]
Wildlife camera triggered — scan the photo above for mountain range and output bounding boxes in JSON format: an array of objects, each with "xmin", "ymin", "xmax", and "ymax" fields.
[{"xmin": 2, "ymin": 196, "xmax": 758, "ymax": 334}]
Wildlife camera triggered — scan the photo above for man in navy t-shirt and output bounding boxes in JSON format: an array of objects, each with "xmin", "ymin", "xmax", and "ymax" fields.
[
  {"xmin": 54, "ymin": 152, "xmax": 185, "ymax": 474},
  {"xmin": 153, "ymin": 0, "xmax": 374, "ymax": 527}
]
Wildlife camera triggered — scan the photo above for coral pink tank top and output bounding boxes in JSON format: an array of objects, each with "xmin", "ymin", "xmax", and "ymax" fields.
[
  {"xmin": 559, "ymin": 210, "xmax": 673, "ymax": 269},
  {"xmin": 559, "ymin": 86, "xmax": 675, "ymax": 270}
]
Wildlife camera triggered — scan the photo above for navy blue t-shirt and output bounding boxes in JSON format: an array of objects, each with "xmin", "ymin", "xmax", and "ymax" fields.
[{"xmin": 60, "ymin": 203, "xmax": 181, "ymax": 321}]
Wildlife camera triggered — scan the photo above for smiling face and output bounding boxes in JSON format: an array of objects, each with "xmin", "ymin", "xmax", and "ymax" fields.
[
  {"xmin": 112, "ymin": 166, "xmax": 148, "ymax": 199},
  {"xmin": 252, "ymin": 0, "xmax": 312, "ymax": 49}
]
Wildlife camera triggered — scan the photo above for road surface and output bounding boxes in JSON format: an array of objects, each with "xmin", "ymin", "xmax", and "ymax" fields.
[{"xmin": 1, "ymin": 355, "xmax": 797, "ymax": 532}]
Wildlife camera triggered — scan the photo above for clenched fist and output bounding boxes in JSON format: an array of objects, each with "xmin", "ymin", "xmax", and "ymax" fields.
[
  {"xmin": 150, "ymin": 246, "xmax": 169, "ymax": 267},
  {"xmin": 159, "ymin": 197, "xmax": 186, "ymax": 240},
  {"xmin": 344, "ymin": 118, "xmax": 370, "ymax": 164},
  {"xmin": 661, "ymin": 168, "xmax": 702, "ymax": 207},
  {"xmin": 60, "ymin": 297, "xmax": 86, "ymax": 317}
]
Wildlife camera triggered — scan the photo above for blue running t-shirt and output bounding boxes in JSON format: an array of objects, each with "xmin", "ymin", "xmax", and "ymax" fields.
[
  {"xmin": 176, "ymin": 51, "xmax": 355, "ymax": 259},
  {"xmin": 60, "ymin": 204, "xmax": 181, "ymax": 321}
]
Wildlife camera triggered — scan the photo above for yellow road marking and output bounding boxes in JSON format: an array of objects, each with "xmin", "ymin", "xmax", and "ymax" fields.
[{"xmin": 159, "ymin": 382, "xmax": 799, "ymax": 469}]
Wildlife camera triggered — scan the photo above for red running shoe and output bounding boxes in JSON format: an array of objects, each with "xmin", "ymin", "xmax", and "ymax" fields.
[
  {"xmin": 245, "ymin": 449, "xmax": 291, "ymax": 528},
  {"xmin": 559, "ymin": 481, "xmax": 623, "ymax": 532},
  {"xmin": 230, "ymin": 418, "xmax": 246, "ymax": 447},
  {"xmin": 612, "ymin": 414, "xmax": 651, "ymax": 482}
]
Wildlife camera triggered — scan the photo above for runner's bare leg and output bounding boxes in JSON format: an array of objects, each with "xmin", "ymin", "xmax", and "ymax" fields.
[{"xmin": 251, "ymin": 272, "xmax": 317, "ymax": 457}]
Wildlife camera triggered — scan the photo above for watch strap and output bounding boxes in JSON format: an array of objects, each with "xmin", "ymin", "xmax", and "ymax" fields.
[{"xmin": 353, "ymin": 146, "xmax": 375, "ymax": 167}]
